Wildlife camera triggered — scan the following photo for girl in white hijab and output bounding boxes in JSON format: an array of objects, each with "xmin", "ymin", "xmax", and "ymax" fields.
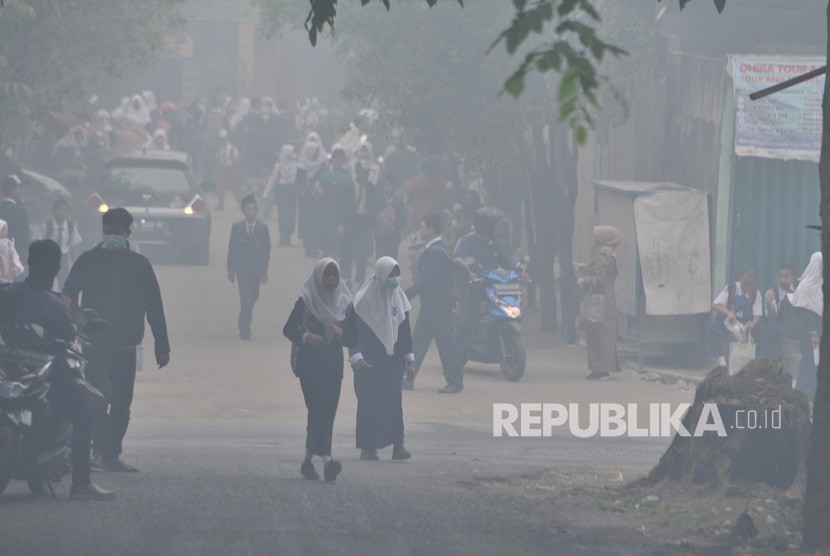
[
  {"xmin": 354, "ymin": 141, "xmax": 381, "ymax": 185},
  {"xmin": 299, "ymin": 140, "xmax": 328, "ymax": 177},
  {"xmin": 144, "ymin": 129, "xmax": 170, "ymax": 151},
  {"xmin": 283, "ymin": 258, "xmax": 357, "ymax": 482},
  {"xmin": 0, "ymin": 219, "xmax": 24, "ymax": 284},
  {"xmin": 229, "ymin": 97, "xmax": 251, "ymax": 129},
  {"xmin": 790, "ymin": 251, "xmax": 822, "ymax": 401},
  {"xmin": 125, "ymin": 94, "xmax": 152, "ymax": 127},
  {"xmin": 111, "ymin": 97, "xmax": 130, "ymax": 121},
  {"xmin": 349, "ymin": 256, "xmax": 415, "ymax": 461}
]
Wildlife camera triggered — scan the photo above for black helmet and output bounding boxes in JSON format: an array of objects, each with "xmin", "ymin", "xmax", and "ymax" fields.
[{"xmin": 473, "ymin": 206, "xmax": 505, "ymax": 236}]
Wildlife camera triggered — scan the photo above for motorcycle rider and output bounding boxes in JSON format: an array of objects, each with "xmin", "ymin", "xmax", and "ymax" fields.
[
  {"xmin": 452, "ymin": 208, "xmax": 527, "ymax": 342},
  {"xmin": 452, "ymin": 207, "xmax": 514, "ymax": 273},
  {"xmin": 0, "ymin": 240, "xmax": 115, "ymax": 500}
]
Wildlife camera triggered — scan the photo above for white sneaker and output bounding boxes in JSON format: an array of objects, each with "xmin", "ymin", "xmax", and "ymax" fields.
[{"xmin": 716, "ymin": 356, "xmax": 727, "ymax": 367}]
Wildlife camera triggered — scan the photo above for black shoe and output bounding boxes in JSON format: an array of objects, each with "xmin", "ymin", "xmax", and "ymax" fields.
[
  {"xmin": 392, "ymin": 445, "xmax": 411, "ymax": 460},
  {"xmin": 323, "ymin": 460, "xmax": 342, "ymax": 482},
  {"xmin": 402, "ymin": 379, "xmax": 414, "ymax": 391},
  {"xmin": 586, "ymin": 371, "xmax": 610, "ymax": 381},
  {"xmin": 437, "ymin": 382, "xmax": 463, "ymax": 394},
  {"xmin": 300, "ymin": 461, "xmax": 319, "ymax": 480},
  {"xmin": 359, "ymin": 449, "xmax": 379, "ymax": 461}
]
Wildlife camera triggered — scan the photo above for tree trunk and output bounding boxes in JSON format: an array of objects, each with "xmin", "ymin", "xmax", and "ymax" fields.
[
  {"xmin": 524, "ymin": 176, "xmax": 537, "ymax": 309},
  {"xmin": 530, "ymin": 121, "xmax": 558, "ymax": 332},
  {"xmin": 802, "ymin": 2, "xmax": 830, "ymax": 550},
  {"xmin": 551, "ymin": 125, "xmax": 579, "ymax": 345}
]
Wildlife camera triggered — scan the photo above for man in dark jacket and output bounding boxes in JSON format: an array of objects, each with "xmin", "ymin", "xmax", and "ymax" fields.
[
  {"xmin": 405, "ymin": 214, "xmax": 463, "ymax": 393},
  {"xmin": 227, "ymin": 195, "xmax": 271, "ymax": 340},
  {"xmin": 64, "ymin": 208, "xmax": 170, "ymax": 472},
  {"xmin": 0, "ymin": 174, "xmax": 32, "ymax": 260}
]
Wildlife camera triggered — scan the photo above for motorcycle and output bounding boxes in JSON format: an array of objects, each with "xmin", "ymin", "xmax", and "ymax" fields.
[
  {"xmin": 453, "ymin": 258, "xmax": 528, "ymax": 382},
  {"xmin": 0, "ymin": 310, "xmax": 104, "ymax": 498}
]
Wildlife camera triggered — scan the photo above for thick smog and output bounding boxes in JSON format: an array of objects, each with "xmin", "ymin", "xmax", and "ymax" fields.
[{"xmin": 0, "ymin": 0, "xmax": 828, "ymax": 554}]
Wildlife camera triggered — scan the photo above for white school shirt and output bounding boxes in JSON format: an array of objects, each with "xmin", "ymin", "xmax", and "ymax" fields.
[
  {"xmin": 713, "ymin": 282, "xmax": 763, "ymax": 321},
  {"xmin": 37, "ymin": 219, "xmax": 82, "ymax": 255}
]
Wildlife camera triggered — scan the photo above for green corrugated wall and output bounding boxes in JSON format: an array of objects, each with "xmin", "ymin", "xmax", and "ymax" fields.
[{"xmin": 728, "ymin": 157, "xmax": 821, "ymax": 292}]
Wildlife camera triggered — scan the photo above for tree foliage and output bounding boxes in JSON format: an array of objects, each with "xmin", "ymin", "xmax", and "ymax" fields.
[
  {"xmin": 0, "ymin": 0, "xmax": 185, "ymax": 147},
  {"xmin": 290, "ymin": 0, "xmax": 727, "ymax": 143}
]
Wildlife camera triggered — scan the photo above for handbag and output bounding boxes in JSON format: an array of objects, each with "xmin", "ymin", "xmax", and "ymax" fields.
[
  {"xmin": 578, "ymin": 279, "xmax": 606, "ymax": 330},
  {"xmin": 728, "ymin": 334, "xmax": 756, "ymax": 376},
  {"xmin": 290, "ymin": 306, "xmax": 310, "ymax": 377}
]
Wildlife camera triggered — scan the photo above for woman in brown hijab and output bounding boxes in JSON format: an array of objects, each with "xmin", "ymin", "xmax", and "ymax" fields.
[{"xmin": 577, "ymin": 225, "xmax": 622, "ymax": 380}]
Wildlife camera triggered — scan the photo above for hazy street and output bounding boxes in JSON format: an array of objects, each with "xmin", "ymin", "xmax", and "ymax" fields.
[{"xmin": 1, "ymin": 206, "xmax": 694, "ymax": 555}]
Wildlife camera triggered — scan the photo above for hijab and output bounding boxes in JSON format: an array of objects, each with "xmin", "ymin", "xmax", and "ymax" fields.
[
  {"xmin": 306, "ymin": 132, "xmax": 323, "ymax": 146},
  {"xmin": 261, "ymin": 97, "xmax": 278, "ymax": 115},
  {"xmin": 790, "ymin": 251, "xmax": 823, "ymax": 317},
  {"xmin": 277, "ymin": 145, "xmax": 299, "ymax": 185},
  {"xmin": 301, "ymin": 258, "xmax": 354, "ymax": 344},
  {"xmin": 593, "ymin": 225, "xmax": 622, "ymax": 271},
  {"xmin": 111, "ymin": 97, "xmax": 130, "ymax": 121},
  {"xmin": 299, "ymin": 140, "xmax": 327, "ymax": 176},
  {"xmin": 354, "ymin": 257, "xmax": 411, "ymax": 356},
  {"xmin": 230, "ymin": 97, "xmax": 251, "ymax": 128},
  {"xmin": 142, "ymin": 90, "xmax": 158, "ymax": 114},
  {"xmin": 125, "ymin": 94, "xmax": 152, "ymax": 127},
  {"xmin": 145, "ymin": 129, "xmax": 170, "ymax": 151}
]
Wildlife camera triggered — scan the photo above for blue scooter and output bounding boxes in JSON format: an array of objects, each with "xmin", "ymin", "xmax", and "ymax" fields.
[{"xmin": 454, "ymin": 260, "xmax": 527, "ymax": 381}]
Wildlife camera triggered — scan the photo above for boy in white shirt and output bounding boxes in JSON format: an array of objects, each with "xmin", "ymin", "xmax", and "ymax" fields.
[
  {"xmin": 37, "ymin": 198, "xmax": 82, "ymax": 288},
  {"xmin": 706, "ymin": 268, "xmax": 763, "ymax": 367}
]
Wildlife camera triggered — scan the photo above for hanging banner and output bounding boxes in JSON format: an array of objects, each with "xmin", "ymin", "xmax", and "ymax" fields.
[{"xmin": 731, "ymin": 55, "xmax": 824, "ymax": 162}]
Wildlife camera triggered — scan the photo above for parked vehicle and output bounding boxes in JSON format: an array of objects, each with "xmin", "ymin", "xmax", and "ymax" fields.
[
  {"xmin": 80, "ymin": 150, "xmax": 211, "ymax": 264},
  {"xmin": 0, "ymin": 310, "xmax": 104, "ymax": 497},
  {"xmin": 452, "ymin": 258, "xmax": 527, "ymax": 382}
]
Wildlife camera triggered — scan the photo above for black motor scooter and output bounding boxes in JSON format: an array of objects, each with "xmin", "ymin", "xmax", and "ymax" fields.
[{"xmin": 0, "ymin": 310, "xmax": 104, "ymax": 497}]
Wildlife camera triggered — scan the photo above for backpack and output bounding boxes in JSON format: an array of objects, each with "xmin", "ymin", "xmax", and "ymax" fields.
[{"xmin": 726, "ymin": 282, "xmax": 757, "ymax": 322}]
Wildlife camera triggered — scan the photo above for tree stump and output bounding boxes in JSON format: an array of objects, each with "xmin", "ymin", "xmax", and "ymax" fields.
[{"xmin": 636, "ymin": 358, "xmax": 812, "ymax": 490}]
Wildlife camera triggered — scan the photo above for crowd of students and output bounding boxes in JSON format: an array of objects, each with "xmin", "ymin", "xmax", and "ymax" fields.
[{"xmin": 707, "ymin": 257, "xmax": 823, "ymax": 402}]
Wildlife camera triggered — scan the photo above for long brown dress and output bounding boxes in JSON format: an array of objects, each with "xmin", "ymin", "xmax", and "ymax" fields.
[{"xmin": 581, "ymin": 247, "xmax": 621, "ymax": 373}]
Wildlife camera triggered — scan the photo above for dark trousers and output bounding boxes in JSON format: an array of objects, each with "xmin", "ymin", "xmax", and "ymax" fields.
[
  {"xmin": 236, "ymin": 268, "xmax": 262, "ymax": 334},
  {"xmin": 706, "ymin": 320, "xmax": 734, "ymax": 358},
  {"xmin": 85, "ymin": 346, "xmax": 137, "ymax": 461},
  {"xmin": 413, "ymin": 305, "xmax": 463, "ymax": 385},
  {"xmin": 755, "ymin": 319, "xmax": 783, "ymax": 359},
  {"xmin": 44, "ymin": 367, "xmax": 92, "ymax": 486},
  {"xmin": 796, "ymin": 334, "xmax": 818, "ymax": 402},
  {"xmin": 375, "ymin": 232, "xmax": 401, "ymax": 261},
  {"xmin": 341, "ymin": 215, "xmax": 372, "ymax": 286},
  {"xmin": 275, "ymin": 185, "xmax": 297, "ymax": 246},
  {"xmin": 299, "ymin": 369, "xmax": 342, "ymax": 457}
]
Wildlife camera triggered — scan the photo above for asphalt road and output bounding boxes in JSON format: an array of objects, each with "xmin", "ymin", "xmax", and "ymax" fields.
[{"xmin": 0, "ymin": 205, "xmax": 695, "ymax": 555}]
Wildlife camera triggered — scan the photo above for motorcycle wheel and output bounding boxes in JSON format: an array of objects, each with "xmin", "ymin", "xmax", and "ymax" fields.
[
  {"xmin": 0, "ymin": 422, "xmax": 22, "ymax": 496},
  {"xmin": 500, "ymin": 327, "xmax": 526, "ymax": 382}
]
